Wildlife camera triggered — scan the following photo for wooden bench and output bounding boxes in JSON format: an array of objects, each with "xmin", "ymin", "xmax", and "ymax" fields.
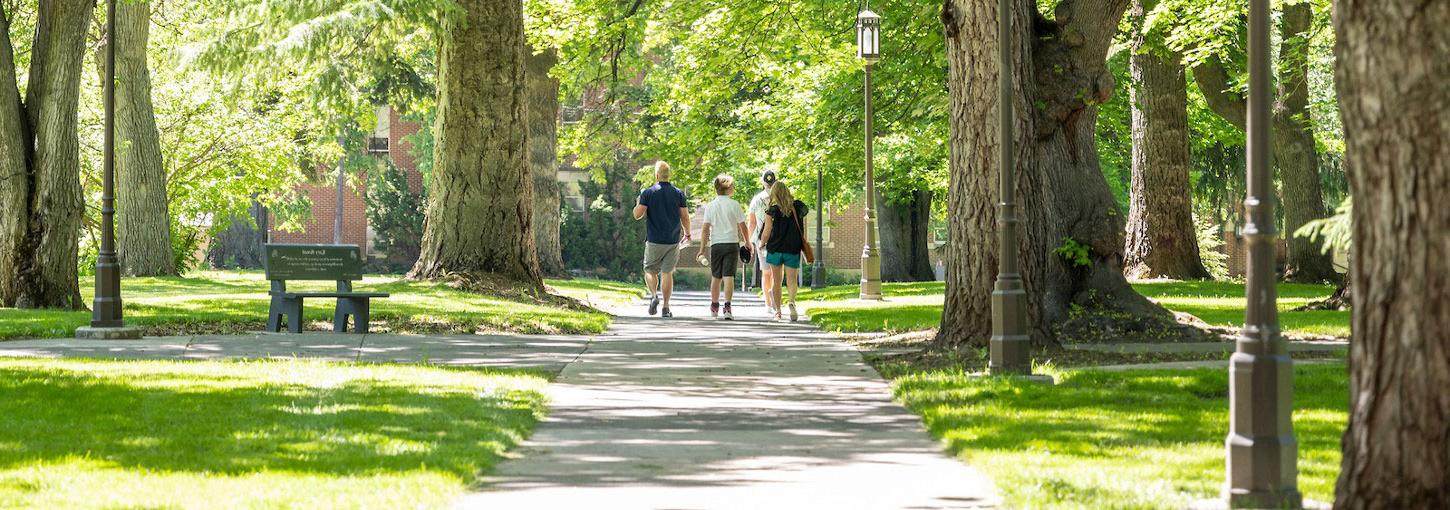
[{"xmin": 264, "ymin": 244, "xmax": 389, "ymax": 334}]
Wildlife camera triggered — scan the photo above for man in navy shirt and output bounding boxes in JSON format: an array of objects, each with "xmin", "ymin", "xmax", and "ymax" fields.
[{"xmin": 633, "ymin": 161, "xmax": 691, "ymax": 318}]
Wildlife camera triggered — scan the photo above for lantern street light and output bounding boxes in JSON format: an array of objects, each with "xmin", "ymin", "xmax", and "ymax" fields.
[
  {"xmin": 1224, "ymin": 0, "xmax": 1301, "ymax": 507},
  {"xmin": 77, "ymin": 0, "xmax": 140, "ymax": 340},
  {"xmin": 987, "ymin": 0, "xmax": 1029, "ymax": 374},
  {"xmin": 857, "ymin": 8, "xmax": 883, "ymax": 301}
]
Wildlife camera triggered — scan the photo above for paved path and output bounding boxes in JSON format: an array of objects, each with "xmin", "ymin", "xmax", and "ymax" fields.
[
  {"xmin": 454, "ymin": 291, "xmax": 999, "ymax": 509},
  {"xmin": 0, "ymin": 332, "xmax": 591, "ymax": 374}
]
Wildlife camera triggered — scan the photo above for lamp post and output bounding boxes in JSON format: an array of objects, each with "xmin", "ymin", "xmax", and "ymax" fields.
[
  {"xmin": 1224, "ymin": 0, "xmax": 1300, "ymax": 507},
  {"xmin": 857, "ymin": 8, "xmax": 883, "ymax": 301},
  {"xmin": 987, "ymin": 0, "xmax": 1029, "ymax": 374},
  {"xmin": 77, "ymin": 0, "xmax": 140, "ymax": 340},
  {"xmin": 812, "ymin": 168, "xmax": 825, "ymax": 289}
]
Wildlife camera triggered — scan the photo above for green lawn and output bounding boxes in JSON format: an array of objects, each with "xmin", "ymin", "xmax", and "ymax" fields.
[
  {"xmin": 895, "ymin": 364, "xmax": 1346, "ymax": 508},
  {"xmin": 799, "ymin": 280, "xmax": 1350, "ymax": 338},
  {"xmin": 1133, "ymin": 281, "xmax": 1350, "ymax": 337},
  {"xmin": 0, "ymin": 358, "xmax": 547, "ymax": 509},
  {"xmin": 0, "ymin": 271, "xmax": 634, "ymax": 341}
]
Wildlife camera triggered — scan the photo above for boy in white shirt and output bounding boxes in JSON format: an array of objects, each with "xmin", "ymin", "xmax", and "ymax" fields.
[{"xmin": 698, "ymin": 174, "xmax": 750, "ymax": 319}]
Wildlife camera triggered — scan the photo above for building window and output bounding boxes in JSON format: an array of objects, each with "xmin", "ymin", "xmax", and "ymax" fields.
[
  {"xmin": 367, "ymin": 136, "xmax": 389, "ymax": 153},
  {"xmin": 931, "ymin": 218, "xmax": 949, "ymax": 247}
]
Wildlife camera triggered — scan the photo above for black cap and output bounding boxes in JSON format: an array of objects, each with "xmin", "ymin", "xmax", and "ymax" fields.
[{"xmin": 762, "ymin": 170, "xmax": 777, "ymax": 185}]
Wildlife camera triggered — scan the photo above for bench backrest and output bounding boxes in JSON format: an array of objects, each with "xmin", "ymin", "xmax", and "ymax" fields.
[{"xmin": 264, "ymin": 244, "xmax": 365, "ymax": 281}]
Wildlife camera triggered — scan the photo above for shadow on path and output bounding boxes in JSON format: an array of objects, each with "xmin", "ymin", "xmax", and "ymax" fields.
[{"xmin": 456, "ymin": 291, "xmax": 999, "ymax": 509}]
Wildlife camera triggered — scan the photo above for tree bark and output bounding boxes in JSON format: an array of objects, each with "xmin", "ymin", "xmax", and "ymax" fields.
[
  {"xmin": 1332, "ymin": 0, "xmax": 1450, "ymax": 506},
  {"xmin": 1190, "ymin": 3, "xmax": 1338, "ymax": 283},
  {"xmin": 0, "ymin": 3, "xmax": 31, "ymax": 306},
  {"xmin": 527, "ymin": 47, "xmax": 566, "ymax": 278},
  {"xmin": 878, "ymin": 190, "xmax": 936, "ymax": 282},
  {"xmin": 112, "ymin": 0, "xmax": 175, "ymax": 276},
  {"xmin": 206, "ymin": 199, "xmax": 268, "ymax": 270},
  {"xmin": 938, "ymin": 0, "xmax": 1170, "ymax": 348},
  {"xmin": 409, "ymin": 0, "xmax": 541, "ymax": 286},
  {"xmin": 1123, "ymin": 0, "xmax": 1209, "ymax": 280},
  {"xmin": 0, "ymin": 0, "xmax": 93, "ymax": 309}
]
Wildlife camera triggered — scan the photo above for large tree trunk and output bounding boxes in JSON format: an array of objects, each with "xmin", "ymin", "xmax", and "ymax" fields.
[
  {"xmin": 938, "ymin": 0, "xmax": 1171, "ymax": 348},
  {"xmin": 527, "ymin": 47, "xmax": 566, "ymax": 278},
  {"xmin": 0, "ymin": 3, "xmax": 30, "ymax": 306},
  {"xmin": 112, "ymin": 0, "xmax": 175, "ymax": 276},
  {"xmin": 1332, "ymin": 0, "xmax": 1450, "ymax": 506},
  {"xmin": 1275, "ymin": 2, "xmax": 1337, "ymax": 283},
  {"xmin": 0, "ymin": 0, "xmax": 93, "ymax": 309},
  {"xmin": 1123, "ymin": 0, "xmax": 1209, "ymax": 280},
  {"xmin": 878, "ymin": 189, "xmax": 936, "ymax": 282},
  {"xmin": 1191, "ymin": 2, "xmax": 1338, "ymax": 284},
  {"xmin": 409, "ymin": 0, "xmax": 541, "ymax": 286}
]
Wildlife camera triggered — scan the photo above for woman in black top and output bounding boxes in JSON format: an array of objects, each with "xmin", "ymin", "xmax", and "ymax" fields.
[{"xmin": 760, "ymin": 182, "xmax": 811, "ymax": 322}]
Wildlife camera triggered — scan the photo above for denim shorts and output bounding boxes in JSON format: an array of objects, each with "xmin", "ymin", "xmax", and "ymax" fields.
[{"xmin": 765, "ymin": 251, "xmax": 801, "ymax": 269}]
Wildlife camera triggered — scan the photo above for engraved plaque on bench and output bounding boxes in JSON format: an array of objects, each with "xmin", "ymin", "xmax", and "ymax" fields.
[{"xmin": 264, "ymin": 244, "xmax": 364, "ymax": 281}]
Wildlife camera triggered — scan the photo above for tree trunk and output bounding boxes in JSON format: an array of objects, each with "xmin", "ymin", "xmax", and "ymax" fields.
[
  {"xmin": 0, "ymin": 3, "xmax": 30, "ymax": 306},
  {"xmin": 0, "ymin": 0, "xmax": 93, "ymax": 309},
  {"xmin": 938, "ymin": 0, "xmax": 1171, "ymax": 348},
  {"xmin": 878, "ymin": 190, "xmax": 936, "ymax": 282},
  {"xmin": 1123, "ymin": 0, "xmax": 1209, "ymax": 280},
  {"xmin": 206, "ymin": 199, "xmax": 268, "ymax": 270},
  {"xmin": 527, "ymin": 47, "xmax": 566, "ymax": 278},
  {"xmin": 1275, "ymin": 2, "xmax": 1337, "ymax": 283},
  {"xmin": 1190, "ymin": 3, "xmax": 1338, "ymax": 284},
  {"xmin": 409, "ymin": 0, "xmax": 540, "ymax": 286},
  {"xmin": 112, "ymin": 0, "xmax": 175, "ymax": 276},
  {"xmin": 1332, "ymin": 0, "xmax": 1450, "ymax": 506}
]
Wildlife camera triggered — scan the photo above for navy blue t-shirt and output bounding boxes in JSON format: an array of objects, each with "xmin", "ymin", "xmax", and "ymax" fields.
[{"xmin": 639, "ymin": 182, "xmax": 687, "ymax": 244}]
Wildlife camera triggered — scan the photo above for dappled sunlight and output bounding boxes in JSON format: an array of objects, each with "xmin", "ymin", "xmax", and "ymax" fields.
[
  {"xmin": 893, "ymin": 364, "xmax": 1348, "ymax": 507},
  {"xmin": 0, "ymin": 358, "xmax": 546, "ymax": 509}
]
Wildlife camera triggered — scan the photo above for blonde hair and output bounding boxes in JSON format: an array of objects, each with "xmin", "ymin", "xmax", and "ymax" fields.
[
  {"xmin": 655, "ymin": 161, "xmax": 672, "ymax": 181},
  {"xmin": 713, "ymin": 174, "xmax": 735, "ymax": 195},
  {"xmin": 768, "ymin": 182, "xmax": 796, "ymax": 218}
]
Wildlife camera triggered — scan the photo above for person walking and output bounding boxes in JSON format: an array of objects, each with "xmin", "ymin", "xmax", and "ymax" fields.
[
  {"xmin": 760, "ymin": 182, "xmax": 812, "ymax": 322},
  {"xmin": 747, "ymin": 170, "xmax": 777, "ymax": 313},
  {"xmin": 633, "ymin": 161, "xmax": 691, "ymax": 318},
  {"xmin": 697, "ymin": 174, "xmax": 750, "ymax": 320}
]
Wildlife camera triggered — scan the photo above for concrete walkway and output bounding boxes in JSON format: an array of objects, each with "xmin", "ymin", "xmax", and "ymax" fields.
[
  {"xmin": 454, "ymin": 291, "xmax": 999, "ymax": 509},
  {"xmin": 0, "ymin": 332, "xmax": 592, "ymax": 374}
]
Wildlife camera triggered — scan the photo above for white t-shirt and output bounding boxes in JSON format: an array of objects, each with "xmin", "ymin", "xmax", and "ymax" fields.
[
  {"xmin": 748, "ymin": 191, "xmax": 769, "ymax": 243},
  {"xmin": 702, "ymin": 195, "xmax": 747, "ymax": 246}
]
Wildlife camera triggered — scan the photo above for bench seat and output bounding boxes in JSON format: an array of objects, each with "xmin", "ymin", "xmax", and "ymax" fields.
[{"xmin": 273, "ymin": 291, "xmax": 391, "ymax": 299}]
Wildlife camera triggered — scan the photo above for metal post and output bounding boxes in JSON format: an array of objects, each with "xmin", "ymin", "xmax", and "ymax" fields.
[
  {"xmin": 812, "ymin": 168, "xmax": 826, "ymax": 289},
  {"xmin": 1225, "ymin": 0, "xmax": 1301, "ymax": 507},
  {"xmin": 78, "ymin": 0, "xmax": 139, "ymax": 340},
  {"xmin": 988, "ymin": 0, "xmax": 1029, "ymax": 374},
  {"xmin": 860, "ymin": 64, "xmax": 883, "ymax": 300}
]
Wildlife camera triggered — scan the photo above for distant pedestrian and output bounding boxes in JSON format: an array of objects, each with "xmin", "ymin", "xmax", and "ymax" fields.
[
  {"xmin": 697, "ymin": 174, "xmax": 749, "ymax": 320},
  {"xmin": 760, "ymin": 182, "xmax": 812, "ymax": 322},
  {"xmin": 633, "ymin": 161, "xmax": 691, "ymax": 318},
  {"xmin": 747, "ymin": 170, "xmax": 777, "ymax": 313}
]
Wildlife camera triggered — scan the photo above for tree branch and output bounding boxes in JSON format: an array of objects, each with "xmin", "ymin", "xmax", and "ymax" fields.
[{"xmin": 1191, "ymin": 57, "xmax": 1247, "ymax": 131}]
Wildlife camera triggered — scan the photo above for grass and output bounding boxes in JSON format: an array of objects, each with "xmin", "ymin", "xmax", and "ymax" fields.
[
  {"xmin": 797, "ymin": 280, "xmax": 1350, "ymax": 338},
  {"xmin": 0, "ymin": 271, "xmax": 636, "ymax": 341},
  {"xmin": 0, "ymin": 358, "xmax": 547, "ymax": 509},
  {"xmin": 893, "ymin": 364, "xmax": 1347, "ymax": 508},
  {"xmin": 1133, "ymin": 281, "xmax": 1350, "ymax": 338}
]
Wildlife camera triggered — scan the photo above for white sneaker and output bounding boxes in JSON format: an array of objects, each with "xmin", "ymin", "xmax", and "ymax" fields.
[{"xmin": 789, "ymin": 303, "xmax": 798, "ymax": 322}]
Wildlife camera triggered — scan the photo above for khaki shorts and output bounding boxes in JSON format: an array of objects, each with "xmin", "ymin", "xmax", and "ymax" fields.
[{"xmin": 643, "ymin": 242, "xmax": 680, "ymax": 274}]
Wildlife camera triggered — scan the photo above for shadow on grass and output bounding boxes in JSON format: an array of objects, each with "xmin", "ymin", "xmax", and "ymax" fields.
[
  {"xmin": 892, "ymin": 364, "xmax": 1348, "ymax": 506},
  {"xmin": 0, "ymin": 362, "xmax": 544, "ymax": 479}
]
